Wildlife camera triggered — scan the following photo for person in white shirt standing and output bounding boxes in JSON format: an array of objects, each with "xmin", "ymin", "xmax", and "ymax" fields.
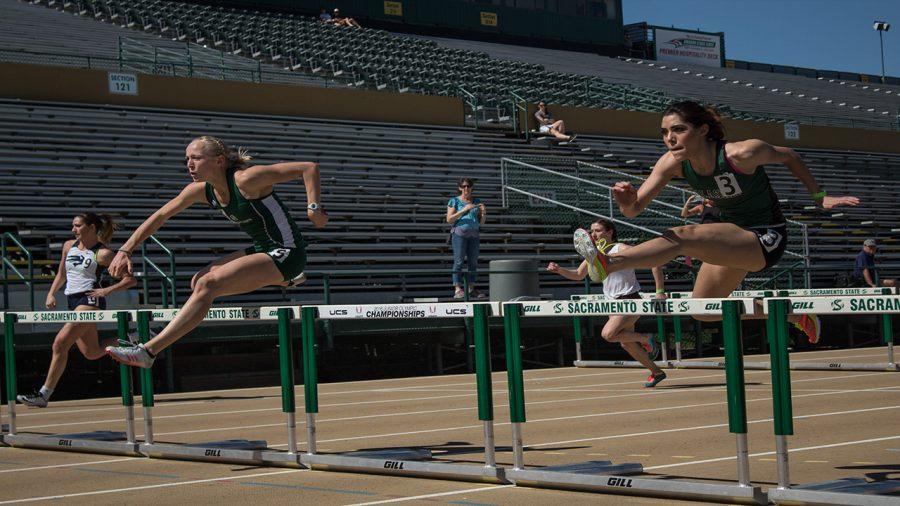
[
  {"xmin": 16, "ymin": 213, "xmax": 136, "ymax": 407},
  {"xmin": 547, "ymin": 218, "xmax": 667, "ymax": 387}
]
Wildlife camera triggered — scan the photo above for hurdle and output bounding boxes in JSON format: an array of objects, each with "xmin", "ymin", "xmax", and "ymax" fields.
[
  {"xmin": 135, "ymin": 306, "xmax": 303, "ymax": 467},
  {"xmin": 764, "ymin": 295, "xmax": 900, "ymax": 505},
  {"xmin": 502, "ymin": 298, "xmax": 766, "ymax": 504},
  {"xmin": 2, "ymin": 310, "xmax": 141, "ymax": 455},
  {"xmin": 290, "ymin": 301, "xmax": 507, "ymax": 483},
  {"xmin": 575, "ymin": 287, "xmax": 898, "ymax": 372}
]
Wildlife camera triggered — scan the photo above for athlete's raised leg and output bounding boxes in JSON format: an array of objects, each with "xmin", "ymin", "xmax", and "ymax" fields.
[{"xmin": 605, "ymin": 223, "xmax": 766, "ymax": 275}]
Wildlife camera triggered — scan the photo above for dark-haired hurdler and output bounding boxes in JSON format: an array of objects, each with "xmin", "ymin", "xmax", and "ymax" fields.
[
  {"xmin": 104, "ymin": 136, "xmax": 327, "ymax": 368},
  {"xmin": 549, "ymin": 218, "xmax": 668, "ymax": 387},
  {"xmin": 581, "ymin": 101, "xmax": 859, "ymax": 344},
  {"xmin": 17, "ymin": 213, "xmax": 136, "ymax": 407}
]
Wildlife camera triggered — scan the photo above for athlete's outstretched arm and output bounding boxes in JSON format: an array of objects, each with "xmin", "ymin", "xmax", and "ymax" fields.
[
  {"xmin": 728, "ymin": 139, "xmax": 860, "ymax": 209},
  {"xmin": 613, "ymin": 153, "xmax": 680, "ymax": 218},
  {"xmin": 108, "ymin": 183, "xmax": 206, "ymax": 277},
  {"xmin": 238, "ymin": 162, "xmax": 327, "ymax": 228},
  {"xmin": 547, "ymin": 260, "xmax": 588, "ymax": 281}
]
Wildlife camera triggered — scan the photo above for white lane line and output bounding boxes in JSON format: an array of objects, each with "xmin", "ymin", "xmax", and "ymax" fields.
[
  {"xmin": 345, "ymin": 485, "xmax": 515, "ymax": 505},
  {"xmin": 644, "ymin": 435, "xmax": 900, "ymax": 471},
  {"xmin": 528, "ymin": 404, "xmax": 900, "ymax": 449},
  {"xmin": 0, "ymin": 457, "xmax": 137, "ymax": 474},
  {"xmin": 0, "ymin": 469, "xmax": 306, "ymax": 504}
]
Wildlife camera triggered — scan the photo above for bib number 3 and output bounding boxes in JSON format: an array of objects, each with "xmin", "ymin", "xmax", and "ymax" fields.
[{"xmin": 714, "ymin": 174, "xmax": 743, "ymax": 197}]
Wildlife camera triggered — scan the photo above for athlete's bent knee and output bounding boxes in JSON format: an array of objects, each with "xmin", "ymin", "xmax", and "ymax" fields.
[
  {"xmin": 601, "ymin": 327, "xmax": 622, "ymax": 342},
  {"xmin": 193, "ymin": 274, "xmax": 226, "ymax": 298}
]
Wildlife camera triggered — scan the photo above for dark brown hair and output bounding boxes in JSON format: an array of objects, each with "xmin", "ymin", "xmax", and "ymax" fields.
[
  {"xmin": 77, "ymin": 212, "xmax": 118, "ymax": 245},
  {"xmin": 662, "ymin": 101, "xmax": 725, "ymax": 141},
  {"xmin": 592, "ymin": 218, "xmax": 618, "ymax": 242},
  {"xmin": 458, "ymin": 177, "xmax": 475, "ymax": 188}
]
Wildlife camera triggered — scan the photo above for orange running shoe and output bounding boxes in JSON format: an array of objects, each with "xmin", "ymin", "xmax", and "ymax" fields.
[{"xmin": 793, "ymin": 314, "xmax": 821, "ymax": 344}]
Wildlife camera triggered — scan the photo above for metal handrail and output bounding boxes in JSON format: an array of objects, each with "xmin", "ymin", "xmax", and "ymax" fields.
[
  {"xmin": 509, "ymin": 91, "xmax": 529, "ymax": 139},
  {"xmin": 1, "ymin": 232, "xmax": 34, "ymax": 310},
  {"xmin": 458, "ymin": 86, "xmax": 479, "ymax": 128},
  {"xmin": 140, "ymin": 235, "xmax": 177, "ymax": 308}
]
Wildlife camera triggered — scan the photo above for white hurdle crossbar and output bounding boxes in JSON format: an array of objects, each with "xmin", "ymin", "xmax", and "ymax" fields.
[{"xmin": 573, "ymin": 288, "xmax": 897, "ymax": 372}]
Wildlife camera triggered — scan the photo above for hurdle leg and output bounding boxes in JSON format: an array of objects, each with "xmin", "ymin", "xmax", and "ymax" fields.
[
  {"xmin": 137, "ymin": 310, "xmax": 155, "ymax": 445},
  {"xmin": 301, "ymin": 306, "xmax": 319, "ymax": 455},
  {"xmin": 116, "ymin": 312, "xmax": 136, "ymax": 444},
  {"xmin": 472, "ymin": 304, "xmax": 496, "ymax": 468},
  {"xmin": 883, "ymin": 314, "xmax": 894, "ymax": 366},
  {"xmin": 722, "ymin": 300, "xmax": 751, "ymax": 487},
  {"xmin": 4, "ymin": 313, "xmax": 18, "ymax": 435},
  {"xmin": 656, "ymin": 315, "xmax": 668, "ymax": 362},
  {"xmin": 572, "ymin": 316, "xmax": 582, "ymax": 363},
  {"xmin": 277, "ymin": 308, "xmax": 298, "ymax": 454},
  {"xmin": 673, "ymin": 314, "xmax": 683, "ymax": 362},
  {"xmin": 503, "ymin": 304, "xmax": 526, "ymax": 470},
  {"xmin": 766, "ymin": 299, "xmax": 793, "ymax": 489}
]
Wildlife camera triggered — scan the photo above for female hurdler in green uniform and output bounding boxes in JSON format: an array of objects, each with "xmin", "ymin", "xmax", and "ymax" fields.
[
  {"xmin": 577, "ymin": 101, "xmax": 859, "ymax": 342},
  {"xmin": 105, "ymin": 136, "xmax": 327, "ymax": 368}
]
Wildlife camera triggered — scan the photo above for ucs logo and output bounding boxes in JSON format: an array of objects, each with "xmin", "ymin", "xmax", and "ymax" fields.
[
  {"xmin": 328, "ymin": 308, "xmax": 348, "ymax": 316},
  {"xmin": 831, "ymin": 299, "xmax": 844, "ymax": 311}
]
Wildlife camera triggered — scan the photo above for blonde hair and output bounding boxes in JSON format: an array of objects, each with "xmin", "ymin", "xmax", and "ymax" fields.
[
  {"xmin": 192, "ymin": 135, "xmax": 252, "ymax": 169},
  {"xmin": 77, "ymin": 213, "xmax": 119, "ymax": 245}
]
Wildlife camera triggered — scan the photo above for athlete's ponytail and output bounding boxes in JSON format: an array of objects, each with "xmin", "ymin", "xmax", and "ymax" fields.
[
  {"xmin": 662, "ymin": 101, "xmax": 726, "ymax": 142},
  {"xmin": 78, "ymin": 212, "xmax": 119, "ymax": 245},
  {"xmin": 193, "ymin": 135, "xmax": 252, "ymax": 169}
]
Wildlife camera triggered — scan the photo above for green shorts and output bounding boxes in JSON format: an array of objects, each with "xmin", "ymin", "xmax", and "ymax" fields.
[{"xmin": 244, "ymin": 244, "xmax": 307, "ymax": 284}]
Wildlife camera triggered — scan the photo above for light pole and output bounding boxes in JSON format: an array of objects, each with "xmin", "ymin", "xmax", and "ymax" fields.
[{"xmin": 874, "ymin": 21, "xmax": 890, "ymax": 84}]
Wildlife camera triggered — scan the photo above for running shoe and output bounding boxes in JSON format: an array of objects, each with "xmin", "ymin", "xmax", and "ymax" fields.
[
  {"xmin": 641, "ymin": 336, "xmax": 660, "ymax": 361},
  {"xmin": 285, "ymin": 272, "xmax": 307, "ymax": 287},
  {"xmin": 792, "ymin": 314, "xmax": 821, "ymax": 344},
  {"xmin": 453, "ymin": 287, "xmax": 465, "ymax": 299},
  {"xmin": 16, "ymin": 390, "xmax": 48, "ymax": 408},
  {"xmin": 120, "ymin": 328, "xmax": 157, "ymax": 347},
  {"xmin": 106, "ymin": 344, "xmax": 156, "ymax": 369},
  {"xmin": 573, "ymin": 229, "xmax": 608, "ymax": 283},
  {"xmin": 644, "ymin": 372, "xmax": 667, "ymax": 388}
]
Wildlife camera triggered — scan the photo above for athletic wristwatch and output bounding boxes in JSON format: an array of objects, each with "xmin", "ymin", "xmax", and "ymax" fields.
[{"xmin": 307, "ymin": 203, "xmax": 319, "ymax": 211}]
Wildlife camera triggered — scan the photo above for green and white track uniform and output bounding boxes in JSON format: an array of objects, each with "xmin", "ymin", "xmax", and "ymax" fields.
[{"xmin": 205, "ymin": 168, "xmax": 307, "ymax": 282}]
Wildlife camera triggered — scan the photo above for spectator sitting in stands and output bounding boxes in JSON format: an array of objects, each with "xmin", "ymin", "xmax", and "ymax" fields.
[
  {"xmin": 680, "ymin": 193, "xmax": 721, "ymax": 223},
  {"xmin": 318, "ymin": 8, "xmax": 332, "ymax": 23},
  {"xmin": 850, "ymin": 239, "xmax": 897, "ymax": 288},
  {"xmin": 331, "ymin": 8, "xmax": 361, "ymax": 28},
  {"xmin": 534, "ymin": 101, "xmax": 576, "ymax": 142}
]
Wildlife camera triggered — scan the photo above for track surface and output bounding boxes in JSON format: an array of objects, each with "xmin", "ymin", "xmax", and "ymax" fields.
[{"xmin": 1, "ymin": 347, "xmax": 898, "ymax": 504}]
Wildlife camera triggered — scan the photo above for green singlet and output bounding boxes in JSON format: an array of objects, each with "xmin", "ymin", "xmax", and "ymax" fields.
[
  {"xmin": 205, "ymin": 168, "xmax": 307, "ymax": 282},
  {"xmin": 681, "ymin": 141, "xmax": 785, "ymax": 228}
]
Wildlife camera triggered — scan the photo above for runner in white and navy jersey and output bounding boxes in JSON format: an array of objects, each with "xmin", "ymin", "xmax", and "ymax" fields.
[
  {"xmin": 105, "ymin": 136, "xmax": 327, "ymax": 369},
  {"xmin": 17, "ymin": 213, "xmax": 136, "ymax": 407}
]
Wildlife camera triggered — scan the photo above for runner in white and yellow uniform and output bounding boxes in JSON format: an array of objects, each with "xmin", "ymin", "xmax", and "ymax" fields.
[
  {"xmin": 105, "ymin": 136, "xmax": 327, "ymax": 368},
  {"xmin": 548, "ymin": 218, "xmax": 668, "ymax": 387}
]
